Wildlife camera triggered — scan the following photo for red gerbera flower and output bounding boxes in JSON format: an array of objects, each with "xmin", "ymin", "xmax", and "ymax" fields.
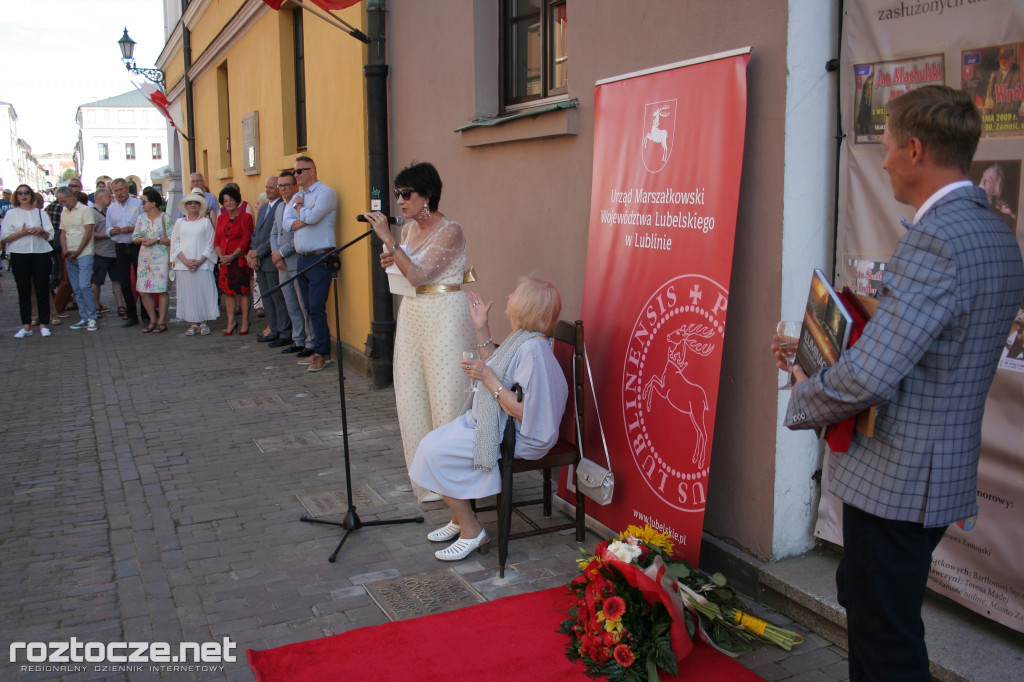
[
  {"xmin": 581, "ymin": 633, "xmax": 602, "ymax": 654},
  {"xmin": 603, "ymin": 596, "xmax": 626, "ymax": 620},
  {"xmin": 614, "ymin": 644, "xmax": 636, "ymax": 667}
]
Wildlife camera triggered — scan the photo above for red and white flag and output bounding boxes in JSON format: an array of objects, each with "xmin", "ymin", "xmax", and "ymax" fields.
[{"xmin": 134, "ymin": 82, "xmax": 183, "ymax": 136}]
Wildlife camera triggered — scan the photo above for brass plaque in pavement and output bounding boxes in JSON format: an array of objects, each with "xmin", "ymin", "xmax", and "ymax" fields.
[
  {"xmin": 253, "ymin": 430, "xmax": 323, "ymax": 453},
  {"xmin": 364, "ymin": 568, "xmax": 485, "ymax": 621},
  {"xmin": 297, "ymin": 484, "xmax": 387, "ymax": 517}
]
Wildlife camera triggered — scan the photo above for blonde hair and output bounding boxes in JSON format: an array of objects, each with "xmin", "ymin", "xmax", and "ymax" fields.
[
  {"xmin": 507, "ymin": 276, "xmax": 561, "ymax": 335},
  {"xmin": 886, "ymin": 85, "xmax": 980, "ymax": 173}
]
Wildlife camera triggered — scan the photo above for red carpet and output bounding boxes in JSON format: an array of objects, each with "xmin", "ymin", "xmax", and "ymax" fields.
[{"xmin": 247, "ymin": 586, "xmax": 763, "ymax": 681}]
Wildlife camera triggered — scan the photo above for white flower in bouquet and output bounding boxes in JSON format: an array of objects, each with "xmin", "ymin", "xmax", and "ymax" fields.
[{"xmin": 606, "ymin": 540, "xmax": 642, "ymax": 563}]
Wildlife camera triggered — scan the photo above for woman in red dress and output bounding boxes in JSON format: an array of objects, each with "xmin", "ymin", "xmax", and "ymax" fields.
[{"xmin": 213, "ymin": 185, "xmax": 254, "ymax": 335}]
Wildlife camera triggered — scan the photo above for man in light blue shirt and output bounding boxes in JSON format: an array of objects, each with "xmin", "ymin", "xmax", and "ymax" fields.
[
  {"xmin": 106, "ymin": 178, "xmax": 144, "ymax": 327},
  {"xmin": 290, "ymin": 156, "xmax": 337, "ymax": 372}
]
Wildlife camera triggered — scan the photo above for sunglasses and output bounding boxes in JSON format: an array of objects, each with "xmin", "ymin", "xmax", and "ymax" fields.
[
  {"xmin": 16, "ymin": 190, "xmax": 32, "ymax": 196},
  {"xmin": 277, "ymin": 183, "xmax": 295, "ymax": 187},
  {"xmin": 394, "ymin": 188, "xmax": 416, "ymax": 201},
  {"xmin": 294, "ymin": 167, "xmax": 312, "ymax": 174}
]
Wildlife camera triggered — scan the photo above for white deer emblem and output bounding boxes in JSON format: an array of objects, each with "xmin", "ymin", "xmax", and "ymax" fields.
[
  {"xmin": 644, "ymin": 105, "xmax": 671, "ymax": 163},
  {"xmin": 641, "ymin": 324, "xmax": 714, "ymax": 470}
]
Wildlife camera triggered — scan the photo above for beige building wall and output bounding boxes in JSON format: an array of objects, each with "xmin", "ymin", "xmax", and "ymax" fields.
[{"xmin": 386, "ymin": 1, "xmax": 791, "ymax": 560}]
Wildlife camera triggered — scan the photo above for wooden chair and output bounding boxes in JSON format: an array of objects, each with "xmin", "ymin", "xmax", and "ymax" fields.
[{"xmin": 481, "ymin": 320, "xmax": 587, "ymax": 578}]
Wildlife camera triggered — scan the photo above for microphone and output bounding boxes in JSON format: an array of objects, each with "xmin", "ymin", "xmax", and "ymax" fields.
[{"xmin": 356, "ymin": 214, "xmax": 405, "ymax": 225}]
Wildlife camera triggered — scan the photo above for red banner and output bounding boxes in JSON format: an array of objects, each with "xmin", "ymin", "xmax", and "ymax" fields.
[{"xmin": 563, "ymin": 50, "xmax": 750, "ymax": 565}]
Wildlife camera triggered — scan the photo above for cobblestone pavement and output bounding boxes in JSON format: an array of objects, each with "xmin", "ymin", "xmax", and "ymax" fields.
[{"xmin": 0, "ymin": 282, "xmax": 847, "ymax": 681}]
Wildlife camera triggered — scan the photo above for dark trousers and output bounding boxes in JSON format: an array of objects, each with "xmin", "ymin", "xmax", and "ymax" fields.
[
  {"xmin": 115, "ymin": 242, "xmax": 141, "ymax": 321},
  {"xmin": 10, "ymin": 252, "xmax": 52, "ymax": 325},
  {"xmin": 838, "ymin": 503, "xmax": 947, "ymax": 682},
  {"xmin": 297, "ymin": 255, "xmax": 331, "ymax": 357}
]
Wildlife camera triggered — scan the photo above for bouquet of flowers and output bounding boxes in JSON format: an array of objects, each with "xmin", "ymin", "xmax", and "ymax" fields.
[
  {"xmin": 557, "ymin": 527, "xmax": 684, "ymax": 681},
  {"xmin": 559, "ymin": 525, "xmax": 801, "ymax": 681}
]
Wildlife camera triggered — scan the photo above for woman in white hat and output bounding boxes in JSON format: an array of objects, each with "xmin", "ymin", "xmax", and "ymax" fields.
[{"xmin": 170, "ymin": 189, "xmax": 219, "ymax": 335}]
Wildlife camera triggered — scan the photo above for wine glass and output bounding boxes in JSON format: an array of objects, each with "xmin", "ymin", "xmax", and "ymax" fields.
[
  {"xmin": 775, "ymin": 320, "xmax": 801, "ymax": 390},
  {"xmin": 463, "ymin": 350, "xmax": 479, "ymax": 392}
]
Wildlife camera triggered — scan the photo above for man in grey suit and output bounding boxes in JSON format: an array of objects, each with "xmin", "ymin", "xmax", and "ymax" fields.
[
  {"xmin": 247, "ymin": 176, "xmax": 290, "ymax": 346},
  {"xmin": 778, "ymin": 86, "xmax": 1024, "ymax": 680},
  {"xmin": 271, "ymin": 171, "xmax": 314, "ymax": 356}
]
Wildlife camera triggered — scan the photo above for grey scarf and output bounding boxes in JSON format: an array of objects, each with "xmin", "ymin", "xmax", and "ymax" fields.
[{"xmin": 472, "ymin": 329, "xmax": 544, "ymax": 471}]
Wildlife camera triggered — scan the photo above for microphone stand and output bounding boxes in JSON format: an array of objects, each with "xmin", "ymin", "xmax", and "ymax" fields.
[{"xmin": 266, "ymin": 229, "xmax": 423, "ymax": 563}]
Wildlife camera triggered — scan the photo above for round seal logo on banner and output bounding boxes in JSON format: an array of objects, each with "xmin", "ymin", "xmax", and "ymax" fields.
[{"xmin": 622, "ymin": 274, "xmax": 728, "ymax": 512}]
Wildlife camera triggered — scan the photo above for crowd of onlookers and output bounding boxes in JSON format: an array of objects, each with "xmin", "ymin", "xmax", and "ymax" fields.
[{"xmin": 1, "ymin": 158, "xmax": 337, "ymax": 372}]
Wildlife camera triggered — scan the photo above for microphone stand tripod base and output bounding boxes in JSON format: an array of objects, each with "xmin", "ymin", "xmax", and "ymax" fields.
[
  {"xmin": 301, "ymin": 509, "xmax": 424, "ymax": 562},
  {"xmin": 290, "ymin": 226, "xmax": 424, "ymax": 564}
]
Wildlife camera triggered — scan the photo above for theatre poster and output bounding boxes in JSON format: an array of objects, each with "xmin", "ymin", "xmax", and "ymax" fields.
[
  {"xmin": 559, "ymin": 49, "xmax": 750, "ymax": 566},
  {"xmin": 830, "ymin": 0, "xmax": 1024, "ymax": 633}
]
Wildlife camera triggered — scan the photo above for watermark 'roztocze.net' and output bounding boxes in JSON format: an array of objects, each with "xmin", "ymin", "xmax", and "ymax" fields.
[{"xmin": 10, "ymin": 637, "xmax": 237, "ymax": 664}]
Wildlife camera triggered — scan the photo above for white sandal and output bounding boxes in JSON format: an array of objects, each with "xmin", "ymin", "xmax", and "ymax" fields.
[
  {"xmin": 427, "ymin": 521, "xmax": 461, "ymax": 542},
  {"xmin": 185, "ymin": 324, "xmax": 200, "ymax": 336},
  {"xmin": 434, "ymin": 529, "xmax": 490, "ymax": 561}
]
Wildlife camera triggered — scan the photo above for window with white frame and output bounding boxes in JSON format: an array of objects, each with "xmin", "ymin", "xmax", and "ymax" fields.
[
  {"xmin": 152, "ymin": 143, "xmax": 162, "ymax": 160},
  {"xmin": 98, "ymin": 143, "xmax": 109, "ymax": 160},
  {"xmin": 125, "ymin": 143, "xmax": 136, "ymax": 160}
]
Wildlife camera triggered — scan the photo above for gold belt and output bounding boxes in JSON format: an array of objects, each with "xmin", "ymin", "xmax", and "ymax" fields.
[
  {"xmin": 415, "ymin": 267, "xmax": 477, "ymax": 295},
  {"xmin": 416, "ymin": 283, "xmax": 461, "ymax": 295}
]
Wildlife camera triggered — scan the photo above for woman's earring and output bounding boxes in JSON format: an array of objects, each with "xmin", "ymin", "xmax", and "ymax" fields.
[{"xmin": 419, "ymin": 201, "xmax": 431, "ymax": 219}]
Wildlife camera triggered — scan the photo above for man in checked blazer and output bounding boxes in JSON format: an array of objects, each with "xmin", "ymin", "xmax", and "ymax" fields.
[{"xmin": 779, "ymin": 86, "xmax": 1024, "ymax": 681}]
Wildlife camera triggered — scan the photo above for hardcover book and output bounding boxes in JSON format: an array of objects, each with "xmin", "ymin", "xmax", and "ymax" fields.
[{"xmin": 796, "ymin": 269, "xmax": 854, "ymax": 378}]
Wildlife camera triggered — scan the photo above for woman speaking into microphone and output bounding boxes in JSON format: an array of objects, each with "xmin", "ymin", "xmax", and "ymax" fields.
[{"xmin": 364, "ymin": 162, "xmax": 475, "ymax": 504}]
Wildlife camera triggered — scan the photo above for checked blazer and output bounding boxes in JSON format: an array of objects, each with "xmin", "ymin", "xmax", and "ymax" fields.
[{"xmin": 786, "ymin": 185, "xmax": 1024, "ymax": 527}]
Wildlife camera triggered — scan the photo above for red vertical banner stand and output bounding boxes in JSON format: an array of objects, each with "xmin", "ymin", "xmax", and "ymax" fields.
[{"xmin": 563, "ymin": 49, "xmax": 751, "ymax": 564}]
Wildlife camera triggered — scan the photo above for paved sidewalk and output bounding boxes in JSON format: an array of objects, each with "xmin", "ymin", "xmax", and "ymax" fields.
[{"xmin": 0, "ymin": 284, "xmax": 846, "ymax": 681}]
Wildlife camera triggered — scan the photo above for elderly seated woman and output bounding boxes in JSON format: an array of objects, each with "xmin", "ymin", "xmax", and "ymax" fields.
[{"xmin": 409, "ymin": 276, "xmax": 568, "ymax": 561}]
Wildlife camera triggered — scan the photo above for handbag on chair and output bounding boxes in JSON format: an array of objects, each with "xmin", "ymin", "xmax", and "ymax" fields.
[
  {"xmin": 574, "ymin": 343, "xmax": 615, "ymax": 505},
  {"xmin": 576, "ymin": 457, "xmax": 614, "ymax": 505}
]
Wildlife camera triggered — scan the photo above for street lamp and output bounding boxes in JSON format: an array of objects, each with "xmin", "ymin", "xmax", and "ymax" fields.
[{"xmin": 118, "ymin": 28, "xmax": 165, "ymax": 86}]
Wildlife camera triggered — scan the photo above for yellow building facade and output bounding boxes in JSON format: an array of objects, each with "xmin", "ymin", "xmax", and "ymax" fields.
[{"xmin": 158, "ymin": 0, "xmax": 374, "ymax": 367}]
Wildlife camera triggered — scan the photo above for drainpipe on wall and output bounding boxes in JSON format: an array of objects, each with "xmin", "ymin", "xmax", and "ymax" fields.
[
  {"xmin": 365, "ymin": 0, "xmax": 395, "ymax": 389},
  {"xmin": 182, "ymin": 0, "xmax": 196, "ymax": 174}
]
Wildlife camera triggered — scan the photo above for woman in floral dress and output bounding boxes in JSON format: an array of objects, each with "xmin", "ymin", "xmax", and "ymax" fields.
[{"xmin": 132, "ymin": 187, "xmax": 172, "ymax": 333}]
